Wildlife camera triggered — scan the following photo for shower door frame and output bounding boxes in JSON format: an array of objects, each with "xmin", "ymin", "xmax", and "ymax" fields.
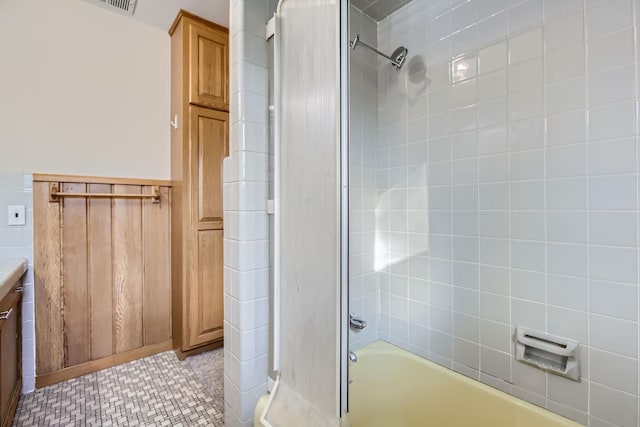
[{"xmin": 339, "ymin": 0, "xmax": 351, "ymax": 417}]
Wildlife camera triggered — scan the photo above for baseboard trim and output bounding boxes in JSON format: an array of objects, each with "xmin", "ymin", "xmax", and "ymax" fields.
[
  {"xmin": 174, "ymin": 339, "xmax": 224, "ymax": 361},
  {"xmin": 35, "ymin": 340, "xmax": 172, "ymax": 388}
]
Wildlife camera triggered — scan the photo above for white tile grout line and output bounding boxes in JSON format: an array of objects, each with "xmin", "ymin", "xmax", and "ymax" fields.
[
  {"xmin": 501, "ymin": 20, "xmax": 513, "ymax": 390},
  {"xmin": 632, "ymin": 0, "xmax": 640, "ymax": 425},
  {"xmin": 449, "ymin": 49, "xmax": 455, "ymax": 370},
  {"xmin": 540, "ymin": 0, "xmax": 549, "ymax": 405},
  {"xmin": 583, "ymin": 0, "xmax": 592, "ymax": 422},
  {"xmin": 475, "ymin": 49, "xmax": 483, "ymax": 382}
]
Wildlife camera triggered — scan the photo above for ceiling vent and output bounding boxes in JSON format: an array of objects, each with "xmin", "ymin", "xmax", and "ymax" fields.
[{"xmin": 83, "ymin": 0, "xmax": 138, "ymax": 16}]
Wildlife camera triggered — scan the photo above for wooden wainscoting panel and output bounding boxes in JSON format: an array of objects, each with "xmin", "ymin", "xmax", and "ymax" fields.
[
  {"xmin": 142, "ymin": 186, "xmax": 172, "ymax": 346},
  {"xmin": 34, "ymin": 182, "xmax": 64, "ymax": 375},
  {"xmin": 87, "ymin": 184, "xmax": 114, "ymax": 360},
  {"xmin": 112, "ymin": 185, "xmax": 144, "ymax": 354},
  {"xmin": 61, "ymin": 183, "xmax": 90, "ymax": 367},
  {"xmin": 34, "ymin": 179, "xmax": 172, "ymax": 384}
]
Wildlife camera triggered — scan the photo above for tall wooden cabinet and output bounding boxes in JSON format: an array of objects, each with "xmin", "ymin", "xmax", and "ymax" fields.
[{"xmin": 169, "ymin": 11, "xmax": 228, "ymax": 358}]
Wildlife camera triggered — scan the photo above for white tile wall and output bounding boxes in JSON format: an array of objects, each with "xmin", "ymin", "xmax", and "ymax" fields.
[
  {"xmin": 225, "ymin": 1, "xmax": 274, "ymax": 426},
  {"xmin": 0, "ymin": 172, "xmax": 34, "ymax": 393},
  {"xmin": 349, "ymin": 5, "xmax": 380, "ymax": 351},
  {"xmin": 350, "ymin": 0, "xmax": 640, "ymax": 425}
]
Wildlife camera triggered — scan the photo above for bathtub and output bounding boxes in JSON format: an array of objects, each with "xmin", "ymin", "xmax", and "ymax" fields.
[{"xmin": 348, "ymin": 340, "xmax": 581, "ymax": 427}]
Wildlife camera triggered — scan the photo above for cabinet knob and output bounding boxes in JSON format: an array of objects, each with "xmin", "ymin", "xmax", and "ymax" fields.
[
  {"xmin": 0, "ymin": 308, "xmax": 13, "ymax": 320},
  {"xmin": 13, "ymin": 286, "xmax": 23, "ymax": 293}
]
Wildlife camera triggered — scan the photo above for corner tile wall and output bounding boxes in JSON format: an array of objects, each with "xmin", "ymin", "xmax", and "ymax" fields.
[
  {"xmin": 373, "ymin": 0, "xmax": 640, "ymax": 425},
  {"xmin": 349, "ymin": 5, "xmax": 380, "ymax": 351},
  {"xmin": 225, "ymin": 1, "xmax": 274, "ymax": 426},
  {"xmin": 0, "ymin": 173, "xmax": 35, "ymax": 393}
]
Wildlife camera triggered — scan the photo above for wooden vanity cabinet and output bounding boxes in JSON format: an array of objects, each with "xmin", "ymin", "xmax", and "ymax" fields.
[
  {"xmin": 170, "ymin": 10, "xmax": 228, "ymax": 358},
  {"xmin": 0, "ymin": 281, "xmax": 22, "ymax": 427}
]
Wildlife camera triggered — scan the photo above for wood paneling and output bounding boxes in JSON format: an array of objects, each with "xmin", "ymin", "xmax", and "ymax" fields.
[
  {"xmin": 34, "ymin": 179, "xmax": 172, "ymax": 385},
  {"xmin": 34, "ymin": 182, "xmax": 64, "ymax": 374},
  {"xmin": 112, "ymin": 185, "xmax": 143, "ymax": 354},
  {"xmin": 61, "ymin": 183, "xmax": 90, "ymax": 366},
  {"xmin": 143, "ymin": 186, "xmax": 172, "ymax": 345},
  {"xmin": 189, "ymin": 24, "xmax": 228, "ymax": 111},
  {"xmin": 87, "ymin": 184, "xmax": 113, "ymax": 360}
]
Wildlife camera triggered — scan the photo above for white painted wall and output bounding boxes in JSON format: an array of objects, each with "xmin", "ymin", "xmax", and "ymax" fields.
[{"xmin": 0, "ymin": 0, "xmax": 171, "ymax": 180}]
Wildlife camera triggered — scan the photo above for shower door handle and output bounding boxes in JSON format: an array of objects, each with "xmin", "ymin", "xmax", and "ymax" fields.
[{"xmin": 350, "ymin": 314, "xmax": 367, "ymax": 330}]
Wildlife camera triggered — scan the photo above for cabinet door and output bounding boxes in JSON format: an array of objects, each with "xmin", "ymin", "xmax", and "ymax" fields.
[
  {"xmin": 0, "ymin": 291, "xmax": 20, "ymax": 426},
  {"xmin": 189, "ymin": 23, "xmax": 228, "ymax": 111},
  {"xmin": 190, "ymin": 107, "xmax": 228, "ymax": 227},
  {"xmin": 186, "ymin": 106, "xmax": 227, "ymax": 349},
  {"xmin": 188, "ymin": 229, "xmax": 224, "ymax": 348}
]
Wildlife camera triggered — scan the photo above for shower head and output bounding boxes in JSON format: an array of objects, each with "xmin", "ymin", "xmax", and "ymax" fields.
[
  {"xmin": 350, "ymin": 34, "xmax": 408, "ymax": 70},
  {"xmin": 391, "ymin": 46, "xmax": 408, "ymax": 70}
]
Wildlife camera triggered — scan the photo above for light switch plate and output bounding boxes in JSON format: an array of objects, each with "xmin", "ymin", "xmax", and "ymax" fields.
[{"xmin": 8, "ymin": 205, "xmax": 26, "ymax": 226}]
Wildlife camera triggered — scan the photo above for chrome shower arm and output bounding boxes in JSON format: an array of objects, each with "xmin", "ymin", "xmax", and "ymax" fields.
[{"xmin": 350, "ymin": 34, "xmax": 405, "ymax": 69}]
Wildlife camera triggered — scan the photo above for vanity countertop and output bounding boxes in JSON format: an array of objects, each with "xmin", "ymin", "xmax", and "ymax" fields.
[{"xmin": 0, "ymin": 258, "xmax": 27, "ymax": 303}]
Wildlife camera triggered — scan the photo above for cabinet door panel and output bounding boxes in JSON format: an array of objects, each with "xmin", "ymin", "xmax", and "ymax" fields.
[
  {"xmin": 191, "ymin": 107, "xmax": 228, "ymax": 225},
  {"xmin": 188, "ymin": 229, "xmax": 224, "ymax": 347},
  {"xmin": 0, "ymin": 293, "xmax": 19, "ymax": 423},
  {"xmin": 189, "ymin": 24, "xmax": 228, "ymax": 111},
  {"xmin": 186, "ymin": 106, "xmax": 227, "ymax": 350}
]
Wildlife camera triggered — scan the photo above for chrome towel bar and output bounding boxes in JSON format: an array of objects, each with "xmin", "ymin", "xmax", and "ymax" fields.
[{"xmin": 49, "ymin": 183, "xmax": 161, "ymax": 204}]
